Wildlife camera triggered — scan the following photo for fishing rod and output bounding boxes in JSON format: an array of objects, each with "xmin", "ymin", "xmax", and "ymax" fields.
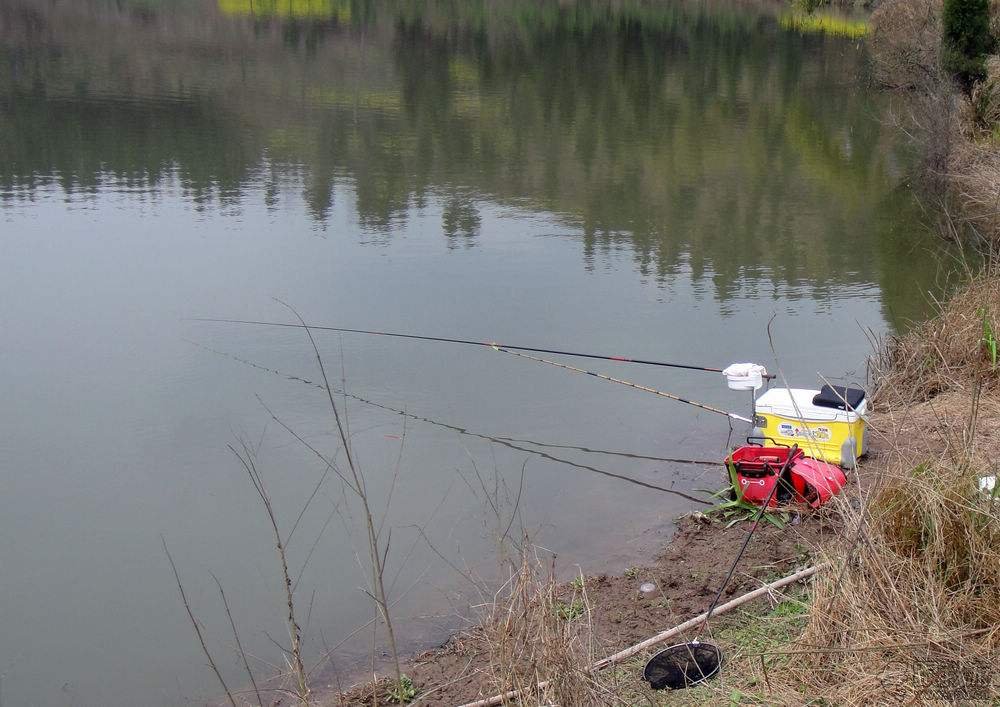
[
  {"xmin": 184, "ymin": 339, "xmax": 716, "ymax": 504},
  {"xmin": 493, "ymin": 346, "xmax": 752, "ymax": 424},
  {"xmin": 190, "ymin": 318, "xmax": 771, "ymax": 378},
  {"xmin": 185, "ymin": 338, "xmax": 719, "ymax": 467}
]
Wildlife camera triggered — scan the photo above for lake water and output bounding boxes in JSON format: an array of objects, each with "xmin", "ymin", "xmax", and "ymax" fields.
[{"xmin": 1, "ymin": 0, "xmax": 942, "ymax": 704}]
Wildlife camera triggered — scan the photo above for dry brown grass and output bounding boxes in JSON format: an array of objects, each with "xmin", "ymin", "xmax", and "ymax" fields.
[
  {"xmin": 466, "ymin": 555, "xmax": 608, "ymax": 706},
  {"xmin": 948, "ymin": 60, "xmax": 1000, "ymax": 251},
  {"xmin": 771, "ymin": 446, "xmax": 1000, "ymax": 702},
  {"xmin": 327, "ymin": 550, "xmax": 607, "ymax": 707},
  {"xmin": 870, "ymin": 0, "xmax": 963, "ymax": 198},
  {"xmin": 952, "ymin": 84, "xmax": 1000, "ymax": 251},
  {"xmin": 871, "ymin": 269, "xmax": 1000, "ymax": 407},
  {"xmin": 950, "ymin": 138, "xmax": 1000, "ymax": 238},
  {"xmin": 764, "ymin": 277, "xmax": 1000, "ymax": 702},
  {"xmin": 760, "ymin": 244, "xmax": 1000, "ymax": 702},
  {"xmin": 451, "ymin": 346, "xmax": 1000, "ymax": 705},
  {"xmin": 968, "ymin": 58, "xmax": 1000, "ymax": 126},
  {"xmin": 870, "ymin": 0, "xmax": 943, "ymax": 88}
]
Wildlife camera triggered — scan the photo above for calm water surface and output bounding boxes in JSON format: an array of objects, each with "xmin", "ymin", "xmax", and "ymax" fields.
[{"xmin": 1, "ymin": 0, "xmax": 941, "ymax": 704}]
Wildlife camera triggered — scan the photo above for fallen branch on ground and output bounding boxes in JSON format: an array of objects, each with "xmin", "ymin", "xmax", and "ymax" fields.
[{"xmin": 458, "ymin": 563, "xmax": 828, "ymax": 707}]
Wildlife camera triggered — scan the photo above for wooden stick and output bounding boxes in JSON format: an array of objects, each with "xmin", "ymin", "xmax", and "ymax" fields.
[{"xmin": 457, "ymin": 563, "xmax": 828, "ymax": 707}]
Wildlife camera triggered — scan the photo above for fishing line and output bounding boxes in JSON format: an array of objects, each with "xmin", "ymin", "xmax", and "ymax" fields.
[
  {"xmin": 496, "ymin": 439, "xmax": 719, "ymax": 466},
  {"xmin": 184, "ymin": 339, "xmax": 715, "ymax": 504},
  {"xmin": 700, "ymin": 445, "xmax": 800, "ymax": 636},
  {"xmin": 189, "ymin": 317, "xmax": 771, "ymax": 378},
  {"xmin": 492, "ymin": 346, "xmax": 752, "ymax": 423},
  {"xmin": 184, "ymin": 339, "xmax": 719, "ymax": 465}
]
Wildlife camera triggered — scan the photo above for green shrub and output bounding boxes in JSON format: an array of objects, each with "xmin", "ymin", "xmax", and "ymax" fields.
[{"xmin": 942, "ymin": 0, "xmax": 996, "ymax": 91}]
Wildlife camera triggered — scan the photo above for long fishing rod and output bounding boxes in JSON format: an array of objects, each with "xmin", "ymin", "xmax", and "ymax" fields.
[
  {"xmin": 190, "ymin": 318, "xmax": 768, "ymax": 377},
  {"xmin": 492, "ymin": 346, "xmax": 752, "ymax": 423},
  {"xmin": 184, "ymin": 338, "xmax": 718, "ymax": 465},
  {"xmin": 184, "ymin": 339, "xmax": 715, "ymax": 504}
]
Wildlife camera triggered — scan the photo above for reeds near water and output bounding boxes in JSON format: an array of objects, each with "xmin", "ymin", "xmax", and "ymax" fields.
[{"xmin": 872, "ymin": 265, "xmax": 1000, "ymax": 406}]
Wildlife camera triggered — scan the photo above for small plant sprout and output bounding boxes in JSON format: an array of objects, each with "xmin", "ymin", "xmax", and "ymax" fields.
[
  {"xmin": 570, "ymin": 575, "xmax": 585, "ymax": 591},
  {"xmin": 708, "ymin": 494, "xmax": 790, "ymax": 529},
  {"xmin": 979, "ymin": 307, "xmax": 997, "ymax": 369},
  {"xmin": 624, "ymin": 566, "xmax": 640, "ymax": 579},
  {"xmin": 387, "ymin": 674, "xmax": 417, "ymax": 704},
  {"xmin": 554, "ymin": 599, "xmax": 585, "ymax": 621}
]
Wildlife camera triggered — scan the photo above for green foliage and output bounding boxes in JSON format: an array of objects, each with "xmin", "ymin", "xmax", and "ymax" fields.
[
  {"xmin": 554, "ymin": 599, "xmax": 585, "ymax": 620},
  {"xmin": 219, "ymin": 0, "xmax": 353, "ymax": 20},
  {"xmin": 715, "ymin": 463, "xmax": 791, "ymax": 528},
  {"xmin": 627, "ymin": 595, "xmax": 811, "ymax": 704},
  {"xmin": 979, "ymin": 307, "xmax": 997, "ymax": 368},
  {"xmin": 718, "ymin": 600, "xmax": 810, "ymax": 655},
  {"xmin": 789, "ymin": 0, "xmax": 875, "ymax": 13},
  {"xmin": 770, "ymin": 598, "xmax": 809, "ymax": 617},
  {"xmin": 708, "ymin": 494, "xmax": 792, "ymax": 529},
  {"xmin": 726, "ymin": 460, "xmax": 744, "ymax": 502},
  {"xmin": 942, "ymin": 0, "xmax": 996, "ymax": 91},
  {"xmin": 387, "ymin": 674, "xmax": 417, "ymax": 703},
  {"xmin": 780, "ymin": 12, "xmax": 869, "ymax": 38},
  {"xmin": 623, "ymin": 566, "xmax": 640, "ymax": 579}
]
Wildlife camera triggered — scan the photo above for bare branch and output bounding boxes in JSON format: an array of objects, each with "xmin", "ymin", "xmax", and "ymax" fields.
[
  {"xmin": 211, "ymin": 571, "xmax": 264, "ymax": 707},
  {"xmin": 161, "ymin": 537, "xmax": 237, "ymax": 707}
]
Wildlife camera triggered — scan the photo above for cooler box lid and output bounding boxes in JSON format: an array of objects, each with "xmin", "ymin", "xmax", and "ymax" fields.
[
  {"xmin": 813, "ymin": 385, "xmax": 866, "ymax": 411},
  {"xmin": 755, "ymin": 388, "xmax": 866, "ymax": 423}
]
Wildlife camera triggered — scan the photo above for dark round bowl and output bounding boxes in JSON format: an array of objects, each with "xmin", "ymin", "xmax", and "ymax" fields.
[{"xmin": 643, "ymin": 641, "xmax": 723, "ymax": 690}]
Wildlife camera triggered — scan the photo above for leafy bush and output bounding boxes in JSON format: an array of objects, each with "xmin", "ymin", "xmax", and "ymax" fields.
[{"xmin": 942, "ymin": 0, "xmax": 996, "ymax": 91}]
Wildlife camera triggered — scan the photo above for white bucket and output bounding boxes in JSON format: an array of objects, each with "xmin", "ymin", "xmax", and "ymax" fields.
[{"xmin": 723, "ymin": 363, "xmax": 766, "ymax": 391}]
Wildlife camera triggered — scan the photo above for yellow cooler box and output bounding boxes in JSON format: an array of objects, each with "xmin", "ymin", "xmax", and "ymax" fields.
[{"xmin": 752, "ymin": 387, "xmax": 867, "ymax": 468}]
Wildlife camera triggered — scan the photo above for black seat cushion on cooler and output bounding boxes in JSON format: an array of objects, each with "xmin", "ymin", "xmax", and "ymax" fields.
[{"xmin": 813, "ymin": 385, "xmax": 866, "ymax": 411}]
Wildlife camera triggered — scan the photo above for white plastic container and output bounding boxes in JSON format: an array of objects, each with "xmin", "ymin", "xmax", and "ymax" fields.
[
  {"xmin": 723, "ymin": 363, "xmax": 766, "ymax": 391},
  {"xmin": 752, "ymin": 388, "xmax": 867, "ymax": 468}
]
